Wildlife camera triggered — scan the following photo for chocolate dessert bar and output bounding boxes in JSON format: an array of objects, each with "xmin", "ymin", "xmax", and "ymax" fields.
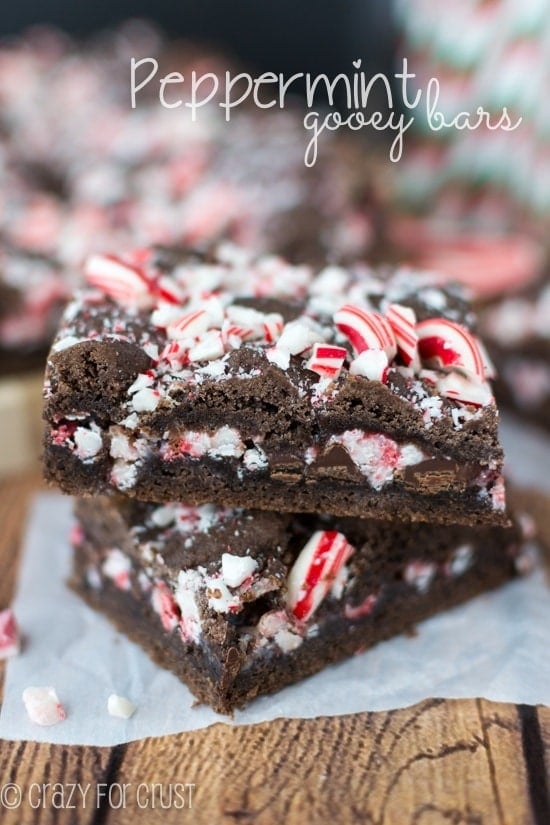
[
  {"xmin": 43, "ymin": 245, "xmax": 506, "ymax": 525},
  {"xmin": 71, "ymin": 495, "xmax": 530, "ymax": 713}
]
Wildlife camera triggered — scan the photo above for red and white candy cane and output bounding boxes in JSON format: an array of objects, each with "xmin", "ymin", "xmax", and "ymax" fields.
[
  {"xmin": 386, "ymin": 303, "xmax": 420, "ymax": 369},
  {"xmin": 160, "ymin": 340, "xmax": 190, "ymax": 369},
  {"xmin": 416, "ymin": 318, "xmax": 485, "ymax": 381},
  {"xmin": 222, "ymin": 322, "xmax": 253, "ymax": 350},
  {"xmin": 287, "ymin": 531, "xmax": 356, "ymax": 622},
  {"xmin": 151, "ymin": 582, "xmax": 181, "ymax": 632},
  {"xmin": 167, "ymin": 308, "xmax": 211, "ymax": 341},
  {"xmin": 85, "ymin": 253, "xmax": 154, "ymax": 307},
  {"xmin": 334, "ymin": 304, "xmax": 397, "ymax": 359},
  {"xmin": 155, "ymin": 274, "xmax": 186, "ymax": 305},
  {"xmin": 437, "ymin": 372, "xmax": 493, "ymax": 408},
  {"xmin": 305, "ymin": 344, "xmax": 347, "ymax": 379},
  {"xmin": 349, "ymin": 349, "xmax": 389, "ymax": 383},
  {"xmin": 262, "ymin": 315, "xmax": 284, "ymax": 344}
]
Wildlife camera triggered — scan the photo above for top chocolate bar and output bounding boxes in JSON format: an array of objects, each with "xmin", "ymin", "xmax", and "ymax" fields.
[{"xmin": 43, "ymin": 244, "xmax": 506, "ymax": 525}]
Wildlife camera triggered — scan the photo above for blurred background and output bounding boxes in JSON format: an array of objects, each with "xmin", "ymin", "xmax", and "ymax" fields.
[{"xmin": 0, "ymin": 0, "xmax": 395, "ymax": 92}]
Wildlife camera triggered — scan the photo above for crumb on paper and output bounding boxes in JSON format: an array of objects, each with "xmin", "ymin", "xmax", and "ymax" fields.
[
  {"xmin": 22, "ymin": 686, "xmax": 66, "ymax": 726},
  {"xmin": 0, "ymin": 608, "xmax": 20, "ymax": 659},
  {"xmin": 107, "ymin": 693, "xmax": 136, "ymax": 719}
]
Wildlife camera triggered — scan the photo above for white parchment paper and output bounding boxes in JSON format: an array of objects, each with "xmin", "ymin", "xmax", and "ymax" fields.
[{"xmin": 0, "ymin": 414, "xmax": 548, "ymax": 745}]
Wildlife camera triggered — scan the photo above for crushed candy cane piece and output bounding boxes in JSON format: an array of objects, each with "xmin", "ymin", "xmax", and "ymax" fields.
[
  {"xmin": 416, "ymin": 318, "xmax": 485, "ymax": 382},
  {"xmin": 437, "ymin": 372, "xmax": 494, "ymax": 407},
  {"xmin": 151, "ymin": 581, "xmax": 181, "ymax": 631},
  {"xmin": 85, "ymin": 254, "xmax": 153, "ymax": 308},
  {"xmin": 287, "ymin": 530, "xmax": 356, "ymax": 622},
  {"xmin": 22, "ymin": 686, "xmax": 66, "ymax": 726},
  {"xmin": 305, "ymin": 343, "xmax": 347, "ymax": 378},
  {"xmin": 349, "ymin": 349, "xmax": 389, "ymax": 382},
  {"xmin": 386, "ymin": 303, "xmax": 420, "ymax": 369},
  {"xmin": 0, "ymin": 609, "xmax": 20, "ymax": 659},
  {"xmin": 189, "ymin": 330, "xmax": 225, "ymax": 362},
  {"xmin": 334, "ymin": 304, "xmax": 397, "ymax": 359},
  {"xmin": 222, "ymin": 553, "xmax": 258, "ymax": 588},
  {"xmin": 107, "ymin": 694, "xmax": 136, "ymax": 719},
  {"xmin": 167, "ymin": 309, "xmax": 211, "ymax": 341}
]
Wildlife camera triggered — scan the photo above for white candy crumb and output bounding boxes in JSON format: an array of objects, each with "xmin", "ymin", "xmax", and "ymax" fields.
[
  {"xmin": 107, "ymin": 694, "xmax": 136, "ymax": 719},
  {"xmin": 222, "ymin": 553, "xmax": 258, "ymax": 588},
  {"xmin": 73, "ymin": 427, "xmax": 102, "ymax": 459}
]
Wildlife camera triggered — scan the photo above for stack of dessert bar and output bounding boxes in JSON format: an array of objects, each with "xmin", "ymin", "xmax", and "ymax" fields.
[{"xmin": 43, "ymin": 244, "xmax": 530, "ymax": 713}]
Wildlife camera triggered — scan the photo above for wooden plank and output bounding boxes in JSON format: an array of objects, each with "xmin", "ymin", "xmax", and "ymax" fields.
[
  {"xmin": 0, "ymin": 740, "xmax": 113, "ymax": 825},
  {"xmin": 101, "ymin": 699, "xmax": 535, "ymax": 824},
  {"xmin": 0, "ymin": 472, "xmax": 43, "ymax": 605}
]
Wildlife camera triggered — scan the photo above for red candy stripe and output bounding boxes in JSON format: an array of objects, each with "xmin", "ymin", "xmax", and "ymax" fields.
[
  {"xmin": 262, "ymin": 317, "xmax": 284, "ymax": 344},
  {"xmin": 287, "ymin": 530, "xmax": 356, "ymax": 622},
  {"xmin": 160, "ymin": 340, "xmax": 189, "ymax": 368},
  {"xmin": 416, "ymin": 318, "xmax": 485, "ymax": 381},
  {"xmin": 151, "ymin": 582, "xmax": 181, "ymax": 632},
  {"xmin": 155, "ymin": 274, "xmax": 186, "ymax": 305},
  {"xmin": 334, "ymin": 304, "xmax": 397, "ymax": 358},
  {"xmin": 85, "ymin": 254, "xmax": 154, "ymax": 306},
  {"xmin": 386, "ymin": 303, "xmax": 420, "ymax": 368},
  {"xmin": 167, "ymin": 309, "xmax": 210, "ymax": 340},
  {"xmin": 437, "ymin": 372, "xmax": 493, "ymax": 408},
  {"xmin": 305, "ymin": 344, "xmax": 347, "ymax": 379}
]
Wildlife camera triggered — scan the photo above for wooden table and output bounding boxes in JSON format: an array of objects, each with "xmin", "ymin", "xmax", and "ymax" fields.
[{"xmin": 0, "ymin": 474, "xmax": 548, "ymax": 824}]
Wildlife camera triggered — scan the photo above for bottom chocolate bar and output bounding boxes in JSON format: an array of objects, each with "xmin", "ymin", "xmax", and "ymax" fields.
[{"xmin": 71, "ymin": 497, "xmax": 531, "ymax": 714}]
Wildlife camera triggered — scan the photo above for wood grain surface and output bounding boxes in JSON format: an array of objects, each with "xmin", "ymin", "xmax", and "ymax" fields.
[{"xmin": 0, "ymin": 474, "xmax": 548, "ymax": 825}]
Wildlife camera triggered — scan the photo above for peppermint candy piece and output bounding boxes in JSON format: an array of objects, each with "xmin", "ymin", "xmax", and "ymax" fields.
[
  {"xmin": 305, "ymin": 344, "xmax": 347, "ymax": 378},
  {"xmin": 349, "ymin": 349, "xmax": 389, "ymax": 382},
  {"xmin": 107, "ymin": 694, "xmax": 136, "ymax": 720},
  {"xmin": 85, "ymin": 254, "xmax": 154, "ymax": 308},
  {"xmin": 222, "ymin": 553, "xmax": 258, "ymax": 588},
  {"xmin": 155, "ymin": 274, "xmax": 185, "ymax": 305},
  {"xmin": 189, "ymin": 330, "xmax": 225, "ymax": 362},
  {"xmin": 0, "ymin": 608, "xmax": 20, "ymax": 659},
  {"xmin": 277, "ymin": 318, "xmax": 328, "ymax": 356},
  {"xmin": 167, "ymin": 309, "xmax": 211, "ymax": 341},
  {"xmin": 225, "ymin": 305, "xmax": 283, "ymax": 344},
  {"xmin": 262, "ymin": 315, "xmax": 284, "ymax": 344},
  {"xmin": 437, "ymin": 372, "xmax": 494, "ymax": 408},
  {"xmin": 416, "ymin": 318, "xmax": 486, "ymax": 382},
  {"xmin": 386, "ymin": 303, "xmax": 420, "ymax": 369},
  {"xmin": 160, "ymin": 340, "xmax": 189, "ymax": 369},
  {"xmin": 334, "ymin": 304, "xmax": 397, "ymax": 359},
  {"xmin": 287, "ymin": 530, "xmax": 356, "ymax": 622},
  {"xmin": 22, "ymin": 686, "xmax": 66, "ymax": 726},
  {"xmin": 222, "ymin": 322, "xmax": 253, "ymax": 350},
  {"xmin": 151, "ymin": 581, "xmax": 181, "ymax": 631}
]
